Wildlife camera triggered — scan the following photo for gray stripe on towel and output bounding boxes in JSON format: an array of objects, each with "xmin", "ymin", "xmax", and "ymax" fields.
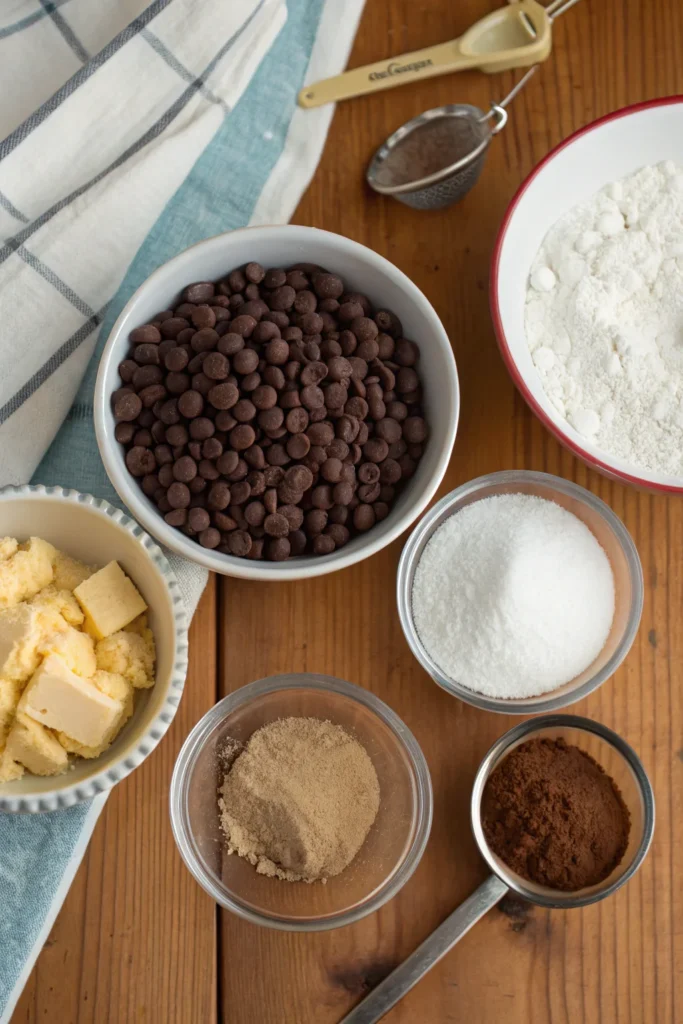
[
  {"xmin": 38, "ymin": 0, "xmax": 90, "ymax": 64},
  {"xmin": 0, "ymin": 0, "xmax": 74, "ymax": 40},
  {"xmin": 0, "ymin": 0, "xmax": 172, "ymax": 159},
  {"xmin": 0, "ymin": 191, "xmax": 29, "ymax": 223},
  {"xmin": 142, "ymin": 29, "xmax": 229, "ymax": 112},
  {"xmin": 18, "ymin": 246, "xmax": 96, "ymax": 318},
  {"xmin": 0, "ymin": 305, "xmax": 108, "ymax": 426},
  {"xmin": 0, "ymin": 0, "xmax": 265, "ymax": 268}
]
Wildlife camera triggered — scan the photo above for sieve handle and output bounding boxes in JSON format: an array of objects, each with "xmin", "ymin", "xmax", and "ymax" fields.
[{"xmin": 339, "ymin": 874, "xmax": 509, "ymax": 1024}]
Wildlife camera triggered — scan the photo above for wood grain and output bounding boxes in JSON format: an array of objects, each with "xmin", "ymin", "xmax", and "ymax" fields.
[
  {"xmin": 218, "ymin": 1, "xmax": 683, "ymax": 1022},
  {"xmin": 14, "ymin": 0, "xmax": 683, "ymax": 1021}
]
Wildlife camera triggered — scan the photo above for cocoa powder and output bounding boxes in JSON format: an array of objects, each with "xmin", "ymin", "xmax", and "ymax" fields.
[{"xmin": 481, "ymin": 737, "xmax": 630, "ymax": 891}]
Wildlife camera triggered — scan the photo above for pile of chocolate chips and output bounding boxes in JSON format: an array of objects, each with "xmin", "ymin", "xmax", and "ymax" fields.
[{"xmin": 112, "ymin": 262, "xmax": 428, "ymax": 561}]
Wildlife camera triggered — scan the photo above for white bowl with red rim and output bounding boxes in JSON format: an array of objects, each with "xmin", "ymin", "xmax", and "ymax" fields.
[{"xmin": 491, "ymin": 95, "xmax": 683, "ymax": 493}]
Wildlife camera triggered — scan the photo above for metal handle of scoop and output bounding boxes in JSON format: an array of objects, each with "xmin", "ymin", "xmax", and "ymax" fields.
[
  {"xmin": 339, "ymin": 874, "xmax": 509, "ymax": 1024},
  {"xmin": 481, "ymin": 63, "xmax": 540, "ymax": 134}
]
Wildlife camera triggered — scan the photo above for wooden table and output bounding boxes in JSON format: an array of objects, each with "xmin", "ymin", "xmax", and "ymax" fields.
[{"xmin": 13, "ymin": 0, "xmax": 683, "ymax": 1020}]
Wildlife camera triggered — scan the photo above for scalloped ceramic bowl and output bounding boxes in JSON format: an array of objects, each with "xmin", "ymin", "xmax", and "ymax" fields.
[
  {"xmin": 491, "ymin": 96, "xmax": 683, "ymax": 492},
  {"xmin": 0, "ymin": 486, "xmax": 188, "ymax": 813}
]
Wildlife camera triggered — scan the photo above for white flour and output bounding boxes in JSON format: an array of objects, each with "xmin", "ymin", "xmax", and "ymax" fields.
[
  {"xmin": 525, "ymin": 161, "xmax": 683, "ymax": 475},
  {"xmin": 411, "ymin": 494, "xmax": 615, "ymax": 699}
]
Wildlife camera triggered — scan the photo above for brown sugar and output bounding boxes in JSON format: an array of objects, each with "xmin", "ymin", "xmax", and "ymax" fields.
[
  {"xmin": 218, "ymin": 717, "xmax": 380, "ymax": 883},
  {"xmin": 481, "ymin": 737, "xmax": 631, "ymax": 891}
]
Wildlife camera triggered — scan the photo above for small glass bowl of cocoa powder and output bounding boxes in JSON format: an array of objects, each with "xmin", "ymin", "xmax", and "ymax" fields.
[
  {"xmin": 169, "ymin": 673, "xmax": 432, "ymax": 930},
  {"xmin": 471, "ymin": 715, "xmax": 655, "ymax": 909}
]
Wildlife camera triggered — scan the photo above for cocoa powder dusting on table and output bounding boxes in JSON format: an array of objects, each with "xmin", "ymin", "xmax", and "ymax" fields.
[{"xmin": 481, "ymin": 737, "xmax": 631, "ymax": 892}]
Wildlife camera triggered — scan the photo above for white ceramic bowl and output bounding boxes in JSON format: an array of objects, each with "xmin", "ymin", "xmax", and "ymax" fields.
[
  {"xmin": 491, "ymin": 96, "xmax": 683, "ymax": 493},
  {"xmin": 95, "ymin": 226, "xmax": 459, "ymax": 579},
  {"xmin": 0, "ymin": 486, "xmax": 188, "ymax": 813}
]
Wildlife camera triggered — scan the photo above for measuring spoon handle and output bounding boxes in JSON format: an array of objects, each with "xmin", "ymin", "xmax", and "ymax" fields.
[
  {"xmin": 298, "ymin": 40, "xmax": 466, "ymax": 109},
  {"xmin": 339, "ymin": 874, "xmax": 509, "ymax": 1024}
]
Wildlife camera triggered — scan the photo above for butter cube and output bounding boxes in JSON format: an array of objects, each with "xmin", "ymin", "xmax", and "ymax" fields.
[
  {"xmin": 6, "ymin": 714, "xmax": 68, "ymax": 776},
  {"xmin": 0, "ymin": 604, "xmax": 43, "ymax": 682},
  {"xmin": 0, "ymin": 745, "xmax": 23, "ymax": 782},
  {"xmin": 57, "ymin": 670, "xmax": 133, "ymax": 758},
  {"xmin": 21, "ymin": 653, "xmax": 124, "ymax": 748},
  {"xmin": 74, "ymin": 562, "xmax": 146, "ymax": 640},
  {"xmin": 0, "ymin": 678, "xmax": 22, "ymax": 746}
]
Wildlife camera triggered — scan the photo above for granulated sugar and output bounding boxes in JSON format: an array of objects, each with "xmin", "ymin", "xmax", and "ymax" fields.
[{"xmin": 412, "ymin": 494, "xmax": 615, "ymax": 698}]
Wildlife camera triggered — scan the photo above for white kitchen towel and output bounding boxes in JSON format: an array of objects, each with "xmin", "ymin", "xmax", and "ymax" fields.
[
  {"xmin": 0, "ymin": 1, "xmax": 366, "ymax": 1019},
  {"xmin": 0, "ymin": 0, "xmax": 287, "ymax": 487}
]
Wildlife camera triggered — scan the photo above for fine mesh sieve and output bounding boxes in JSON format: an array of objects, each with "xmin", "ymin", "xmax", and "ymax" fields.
[
  {"xmin": 366, "ymin": 0, "xmax": 580, "ymax": 210},
  {"xmin": 366, "ymin": 66, "xmax": 535, "ymax": 210},
  {"xmin": 341, "ymin": 715, "xmax": 655, "ymax": 1024}
]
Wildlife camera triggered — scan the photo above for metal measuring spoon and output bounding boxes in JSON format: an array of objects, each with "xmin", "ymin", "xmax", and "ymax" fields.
[
  {"xmin": 365, "ymin": 0, "xmax": 580, "ymax": 210},
  {"xmin": 340, "ymin": 714, "xmax": 655, "ymax": 1024}
]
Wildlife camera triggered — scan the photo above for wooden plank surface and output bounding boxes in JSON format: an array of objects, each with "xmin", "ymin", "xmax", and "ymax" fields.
[
  {"xmin": 218, "ymin": 1, "xmax": 683, "ymax": 1022},
  {"xmin": 13, "ymin": 0, "xmax": 683, "ymax": 1021}
]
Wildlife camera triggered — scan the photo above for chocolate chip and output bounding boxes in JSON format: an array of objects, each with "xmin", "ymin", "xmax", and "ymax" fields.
[
  {"xmin": 232, "ymin": 348, "xmax": 259, "ymax": 375},
  {"xmin": 202, "ymin": 352, "xmax": 229, "ymax": 380},
  {"xmin": 131, "ymin": 324, "xmax": 162, "ymax": 345},
  {"xmin": 312, "ymin": 534, "xmax": 336, "ymax": 555},
  {"xmin": 207, "ymin": 482, "xmax": 231, "ymax": 511},
  {"xmin": 244, "ymin": 262, "xmax": 265, "ymax": 284},
  {"xmin": 402, "ymin": 416, "xmax": 428, "ymax": 443},
  {"xmin": 267, "ymin": 537, "xmax": 291, "ymax": 560},
  {"xmin": 126, "ymin": 446, "xmax": 155, "ymax": 476},
  {"xmin": 115, "ymin": 422, "xmax": 135, "ymax": 444},
  {"xmin": 325, "ymin": 523, "xmax": 349, "ymax": 547},
  {"xmin": 114, "ymin": 392, "xmax": 142, "ymax": 422},
  {"xmin": 263, "ymin": 365, "xmax": 285, "ymax": 389},
  {"xmin": 230, "ymin": 424, "xmax": 255, "ymax": 451},
  {"xmin": 233, "ymin": 399, "xmax": 257, "ymax": 423},
  {"xmin": 185, "ymin": 507, "xmax": 209, "ymax": 534},
  {"xmin": 208, "ymin": 383, "xmax": 239, "ymax": 410},
  {"xmin": 167, "ymin": 482, "xmax": 191, "ymax": 509},
  {"xmin": 198, "ymin": 527, "xmax": 220, "ymax": 549},
  {"xmin": 269, "ymin": 285, "xmax": 296, "ymax": 311},
  {"xmin": 313, "ymin": 273, "xmax": 344, "ymax": 299},
  {"xmin": 263, "ymin": 512, "xmax": 289, "ymax": 537},
  {"xmin": 160, "ymin": 317, "xmax": 190, "ymax": 340},
  {"xmin": 241, "ymin": 371, "xmax": 261, "ymax": 392},
  {"xmin": 244, "ymin": 501, "xmax": 266, "ymax": 527},
  {"xmin": 301, "ymin": 384, "xmax": 324, "ymax": 410},
  {"xmin": 116, "ymin": 258, "xmax": 427, "ymax": 560},
  {"xmin": 165, "ymin": 508, "xmax": 187, "ymax": 527},
  {"xmin": 265, "ymin": 339, "xmax": 290, "ymax": 365},
  {"xmin": 289, "ymin": 530, "xmax": 307, "ymax": 555}
]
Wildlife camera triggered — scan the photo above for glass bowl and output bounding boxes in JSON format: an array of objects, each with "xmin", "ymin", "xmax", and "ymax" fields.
[
  {"xmin": 169, "ymin": 674, "xmax": 433, "ymax": 931},
  {"xmin": 397, "ymin": 470, "xmax": 643, "ymax": 715}
]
